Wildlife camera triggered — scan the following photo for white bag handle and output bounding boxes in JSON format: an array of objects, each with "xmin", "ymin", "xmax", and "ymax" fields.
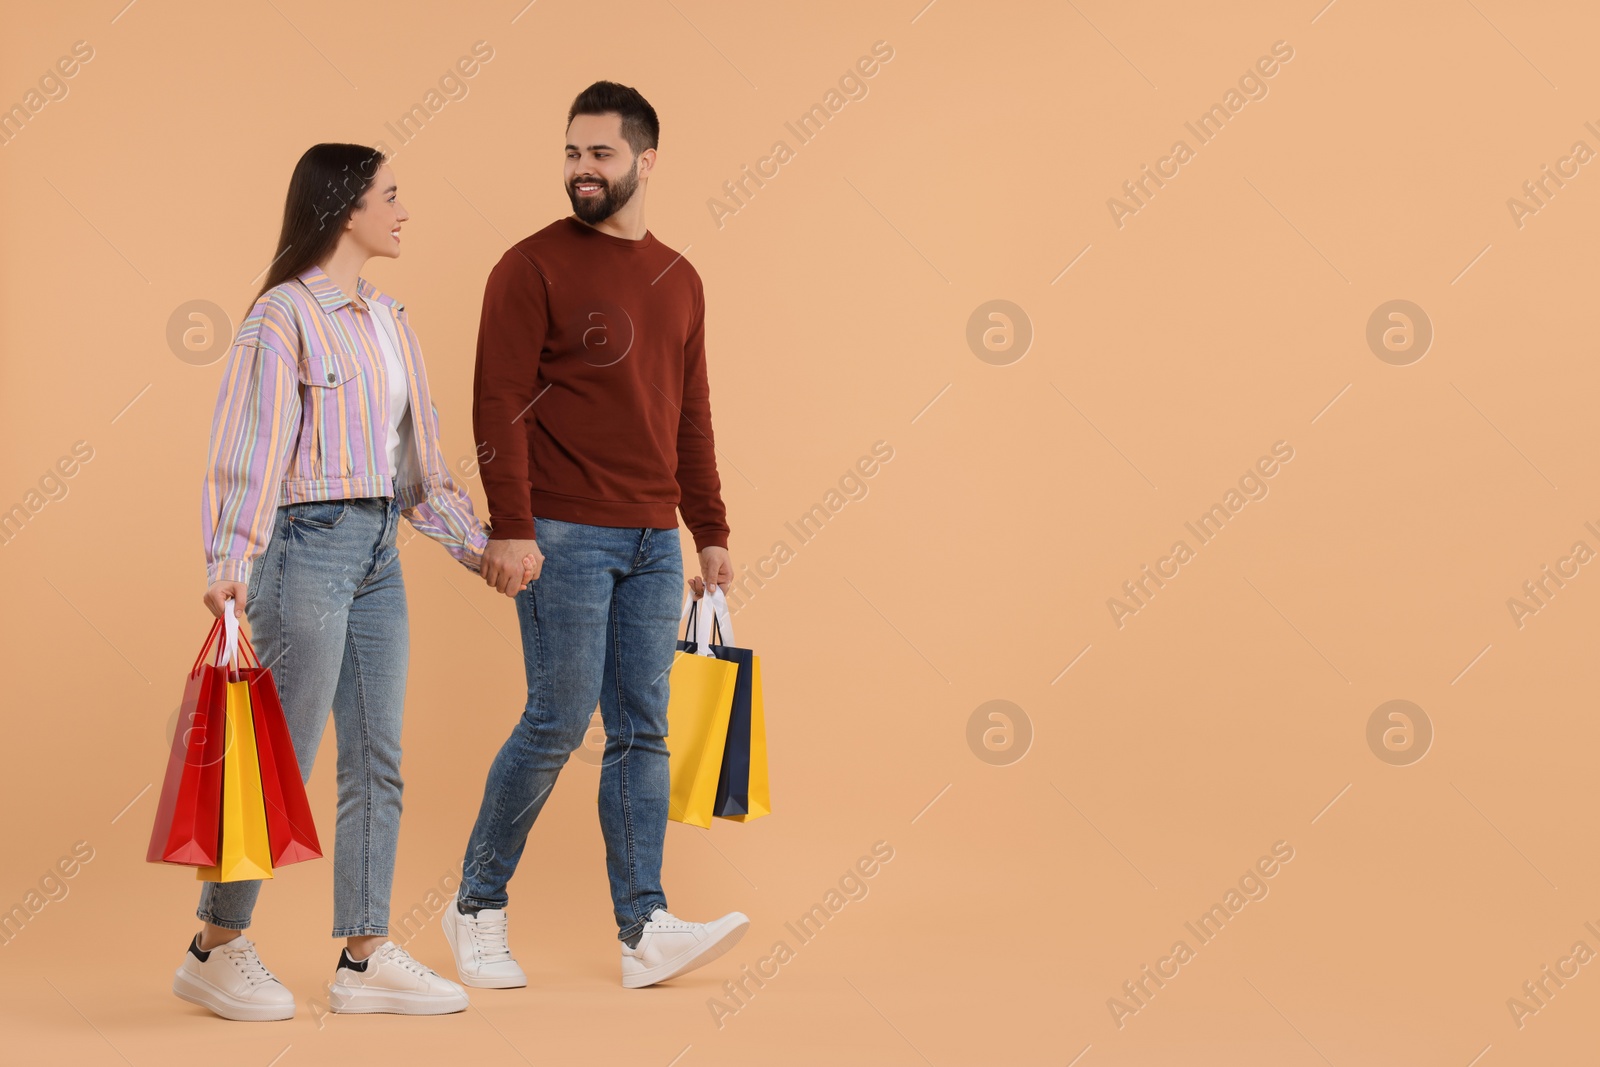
[
  {"xmin": 706, "ymin": 585, "xmax": 735, "ymax": 647},
  {"xmin": 678, "ymin": 586, "xmax": 725, "ymax": 657},
  {"xmin": 221, "ymin": 597, "xmax": 240, "ymax": 668}
]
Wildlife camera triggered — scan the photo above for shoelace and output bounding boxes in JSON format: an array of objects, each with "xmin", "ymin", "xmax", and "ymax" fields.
[
  {"xmin": 646, "ymin": 911, "xmax": 694, "ymax": 932},
  {"xmin": 378, "ymin": 942, "xmax": 436, "ymax": 978},
  {"xmin": 222, "ymin": 940, "xmax": 277, "ymax": 987},
  {"xmin": 468, "ymin": 913, "xmax": 513, "ymax": 964}
]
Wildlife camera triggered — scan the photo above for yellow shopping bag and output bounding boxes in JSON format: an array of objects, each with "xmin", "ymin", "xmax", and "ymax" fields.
[
  {"xmin": 666, "ymin": 594, "xmax": 740, "ymax": 828},
  {"xmin": 197, "ymin": 678, "xmax": 275, "ymax": 882}
]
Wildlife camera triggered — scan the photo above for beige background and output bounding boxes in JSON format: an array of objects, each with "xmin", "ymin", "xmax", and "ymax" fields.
[{"xmin": 2, "ymin": 0, "xmax": 1598, "ymax": 1063}]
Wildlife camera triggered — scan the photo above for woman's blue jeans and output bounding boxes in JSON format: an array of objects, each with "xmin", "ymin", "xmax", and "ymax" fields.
[
  {"xmin": 196, "ymin": 497, "xmax": 408, "ymax": 938},
  {"xmin": 457, "ymin": 518, "xmax": 682, "ymax": 944}
]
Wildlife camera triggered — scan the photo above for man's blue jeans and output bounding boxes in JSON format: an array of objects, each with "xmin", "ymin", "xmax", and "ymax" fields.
[{"xmin": 457, "ymin": 517, "xmax": 682, "ymax": 943}]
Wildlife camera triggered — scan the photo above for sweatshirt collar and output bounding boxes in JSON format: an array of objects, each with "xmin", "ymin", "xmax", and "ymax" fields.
[{"xmin": 564, "ymin": 215, "xmax": 653, "ymax": 250}]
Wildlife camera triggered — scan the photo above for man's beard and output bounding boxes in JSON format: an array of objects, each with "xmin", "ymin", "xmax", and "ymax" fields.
[{"xmin": 568, "ymin": 161, "xmax": 639, "ymax": 224}]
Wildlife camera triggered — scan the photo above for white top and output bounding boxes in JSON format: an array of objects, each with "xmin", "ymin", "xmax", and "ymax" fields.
[{"xmin": 368, "ymin": 302, "xmax": 417, "ymax": 486}]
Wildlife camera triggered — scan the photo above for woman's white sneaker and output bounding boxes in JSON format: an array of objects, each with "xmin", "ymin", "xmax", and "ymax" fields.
[
  {"xmin": 442, "ymin": 903, "xmax": 527, "ymax": 988},
  {"xmin": 328, "ymin": 941, "xmax": 469, "ymax": 1015},
  {"xmin": 620, "ymin": 909, "xmax": 750, "ymax": 988},
  {"xmin": 172, "ymin": 933, "xmax": 295, "ymax": 1021}
]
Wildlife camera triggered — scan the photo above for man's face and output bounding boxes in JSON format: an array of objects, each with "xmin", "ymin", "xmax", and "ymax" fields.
[{"xmin": 565, "ymin": 112, "xmax": 645, "ymax": 224}]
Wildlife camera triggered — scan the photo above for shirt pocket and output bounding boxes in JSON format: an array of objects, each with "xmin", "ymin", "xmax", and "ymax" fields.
[
  {"xmin": 299, "ymin": 348, "xmax": 360, "ymax": 389},
  {"xmin": 297, "ymin": 349, "xmax": 360, "ymax": 477}
]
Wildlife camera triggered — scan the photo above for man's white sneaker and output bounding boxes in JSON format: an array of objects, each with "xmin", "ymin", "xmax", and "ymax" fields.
[
  {"xmin": 172, "ymin": 933, "xmax": 295, "ymax": 1022},
  {"xmin": 328, "ymin": 941, "xmax": 469, "ymax": 1015},
  {"xmin": 442, "ymin": 903, "xmax": 527, "ymax": 988},
  {"xmin": 620, "ymin": 908, "xmax": 750, "ymax": 988}
]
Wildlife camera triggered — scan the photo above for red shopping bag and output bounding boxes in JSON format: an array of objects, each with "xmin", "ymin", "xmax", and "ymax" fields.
[
  {"xmin": 146, "ymin": 619, "xmax": 230, "ymax": 866},
  {"xmin": 234, "ymin": 631, "xmax": 322, "ymax": 867}
]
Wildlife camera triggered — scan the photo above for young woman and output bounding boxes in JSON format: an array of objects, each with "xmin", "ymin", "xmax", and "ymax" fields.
[{"xmin": 177, "ymin": 143, "xmax": 532, "ymax": 1021}]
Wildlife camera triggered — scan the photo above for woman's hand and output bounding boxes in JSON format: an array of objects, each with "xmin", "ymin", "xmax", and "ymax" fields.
[{"xmin": 203, "ymin": 580, "xmax": 248, "ymax": 618}]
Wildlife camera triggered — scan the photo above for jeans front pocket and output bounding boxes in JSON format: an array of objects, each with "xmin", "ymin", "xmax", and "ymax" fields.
[{"xmin": 285, "ymin": 499, "xmax": 350, "ymax": 529}]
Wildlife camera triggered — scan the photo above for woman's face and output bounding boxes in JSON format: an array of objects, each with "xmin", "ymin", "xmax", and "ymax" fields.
[{"xmin": 345, "ymin": 163, "xmax": 408, "ymax": 259}]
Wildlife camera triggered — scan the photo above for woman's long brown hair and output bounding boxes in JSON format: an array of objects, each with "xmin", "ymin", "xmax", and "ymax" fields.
[{"xmin": 251, "ymin": 143, "xmax": 386, "ymax": 308}]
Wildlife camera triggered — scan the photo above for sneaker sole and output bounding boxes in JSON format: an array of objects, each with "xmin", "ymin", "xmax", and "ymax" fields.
[
  {"xmin": 622, "ymin": 914, "xmax": 751, "ymax": 989},
  {"xmin": 328, "ymin": 985, "xmax": 469, "ymax": 1015},
  {"xmin": 443, "ymin": 911, "xmax": 528, "ymax": 989},
  {"xmin": 172, "ymin": 968, "xmax": 294, "ymax": 1022},
  {"xmin": 454, "ymin": 971, "xmax": 528, "ymax": 990}
]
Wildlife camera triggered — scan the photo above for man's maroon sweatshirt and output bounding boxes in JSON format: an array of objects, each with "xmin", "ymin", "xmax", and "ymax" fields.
[{"xmin": 471, "ymin": 216, "xmax": 729, "ymax": 551}]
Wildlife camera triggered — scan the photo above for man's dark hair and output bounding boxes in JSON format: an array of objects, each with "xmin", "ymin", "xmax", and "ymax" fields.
[{"xmin": 567, "ymin": 80, "xmax": 660, "ymax": 158}]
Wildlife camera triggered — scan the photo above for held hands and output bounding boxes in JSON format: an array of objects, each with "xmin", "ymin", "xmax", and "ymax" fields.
[{"xmin": 482, "ymin": 538, "xmax": 542, "ymax": 597}]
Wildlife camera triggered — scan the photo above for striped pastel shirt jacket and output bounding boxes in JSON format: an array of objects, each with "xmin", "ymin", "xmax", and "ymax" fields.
[{"xmin": 201, "ymin": 263, "xmax": 489, "ymax": 585}]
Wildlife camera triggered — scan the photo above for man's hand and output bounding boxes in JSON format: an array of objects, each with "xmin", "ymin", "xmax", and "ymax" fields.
[
  {"xmin": 694, "ymin": 546, "xmax": 733, "ymax": 596},
  {"xmin": 203, "ymin": 581, "xmax": 249, "ymax": 618},
  {"xmin": 483, "ymin": 538, "xmax": 542, "ymax": 597}
]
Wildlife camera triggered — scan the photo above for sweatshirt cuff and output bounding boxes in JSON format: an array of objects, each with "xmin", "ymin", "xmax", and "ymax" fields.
[
  {"xmin": 692, "ymin": 531, "xmax": 729, "ymax": 552},
  {"xmin": 208, "ymin": 558, "xmax": 252, "ymax": 585},
  {"xmin": 487, "ymin": 518, "xmax": 537, "ymax": 540}
]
